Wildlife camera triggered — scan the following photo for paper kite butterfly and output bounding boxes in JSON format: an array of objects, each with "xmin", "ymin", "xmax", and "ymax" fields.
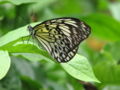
[{"xmin": 27, "ymin": 17, "xmax": 91, "ymax": 63}]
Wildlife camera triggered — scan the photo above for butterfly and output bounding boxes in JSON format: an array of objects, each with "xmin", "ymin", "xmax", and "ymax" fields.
[{"xmin": 27, "ymin": 17, "xmax": 91, "ymax": 63}]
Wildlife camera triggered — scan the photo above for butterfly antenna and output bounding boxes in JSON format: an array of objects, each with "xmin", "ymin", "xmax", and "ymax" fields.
[{"xmin": 27, "ymin": 35, "xmax": 32, "ymax": 44}]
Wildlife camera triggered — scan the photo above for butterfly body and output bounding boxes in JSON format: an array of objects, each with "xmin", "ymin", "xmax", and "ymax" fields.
[{"xmin": 28, "ymin": 17, "xmax": 91, "ymax": 63}]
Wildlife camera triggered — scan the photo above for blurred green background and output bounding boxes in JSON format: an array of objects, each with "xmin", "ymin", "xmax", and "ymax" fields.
[{"xmin": 0, "ymin": 0, "xmax": 120, "ymax": 90}]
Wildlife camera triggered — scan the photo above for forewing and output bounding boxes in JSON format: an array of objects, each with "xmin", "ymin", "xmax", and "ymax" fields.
[{"xmin": 34, "ymin": 17, "xmax": 91, "ymax": 62}]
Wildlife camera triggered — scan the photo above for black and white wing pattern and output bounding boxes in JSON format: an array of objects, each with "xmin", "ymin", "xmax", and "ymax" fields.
[{"xmin": 28, "ymin": 17, "xmax": 91, "ymax": 62}]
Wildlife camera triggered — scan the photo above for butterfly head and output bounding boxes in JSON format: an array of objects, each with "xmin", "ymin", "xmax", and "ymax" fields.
[{"xmin": 27, "ymin": 25, "xmax": 35, "ymax": 37}]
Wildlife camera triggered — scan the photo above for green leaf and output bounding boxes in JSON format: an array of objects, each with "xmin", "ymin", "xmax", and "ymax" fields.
[
  {"xmin": 0, "ymin": 25, "xmax": 29, "ymax": 47},
  {"xmin": 52, "ymin": 0, "xmax": 93, "ymax": 16},
  {"xmin": 0, "ymin": 50, "xmax": 11, "ymax": 80},
  {"xmin": 0, "ymin": 0, "xmax": 57, "ymax": 5},
  {"xmin": 1, "ymin": 43, "xmax": 53, "ymax": 62},
  {"xmin": 93, "ymin": 61, "xmax": 120, "ymax": 85},
  {"xmin": 12, "ymin": 56, "xmax": 36, "ymax": 79},
  {"xmin": 93, "ymin": 43, "xmax": 120, "ymax": 85},
  {"xmin": 14, "ymin": 53, "xmax": 48, "ymax": 62},
  {"xmin": 0, "ymin": 22, "xmax": 40, "ymax": 47},
  {"xmin": 11, "ymin": 56, "xmax": 44, "ymax": 89},
  {"xmin": 28, "ymin": 0, "xmax": 58, "ymax": 12},
  {"xmin": 61, "ymin": 54, "xmax": 100, "ymax": 83},
  {"xmin": 0, "ymin": 0, "xmax": 39, "ymax": 5},
  {"xmin": 0, "ymin": 22, "xmax": 54, "ymax": 62},
  {"xmin": 21, "ymin": 76, "xmax": 42, "ymax": 90},
  {"xmin": 103, "ymin": 42, "xmax": 120, "ymax": 61},
  {"xmin": 0, "ymin": 64, "xmax": 22, "ymax": 90},
  {"xmin": 103, "ymin": 85, "xmax": 120, "ymax": 90},
  {"xmin": 82, "ymin": 13, "xmax": 120, "ymax": 41}
]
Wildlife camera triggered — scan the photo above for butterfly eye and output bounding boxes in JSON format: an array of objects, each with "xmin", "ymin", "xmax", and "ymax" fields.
[
  {"xmin": 27, "ymin": 25, "xmax": 33, "ymax": 31},
  {"xmin": 27, "ymin": 25, "xmax": 34, "ymax": 34}
]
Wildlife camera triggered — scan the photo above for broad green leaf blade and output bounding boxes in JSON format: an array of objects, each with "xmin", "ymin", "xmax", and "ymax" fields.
[
  {"xmin": 61, "ymin": 54, "xmax": 100, "ymax": 83},
  {"xmin": 0, "ymin": 64, "xmax": 22, "ymax": 90},
  {"xmin": 11, "ymin": 43, "xmax": 53, "ymax": 61},
  {"xmin": 0, "ymin": 0, "xmax": 40, "ymax": 5},
  {"xmin": 14, "ymin": 53, "xmax": 47, "ymax": 62},
  {"xmin": 0, "ymin": 41, "xmax": 53, "ymax": 62},
  {"xmin": 0, "ymin": 50, "xmax": 11, "ymax": 80},
  {"xmin": 93, "ymin": 61, "xmax": 120, "ymax": 84},
  {"xmin": 0, "ymin": 25, "xmax": 29, "ymax": 47},
  {"xmin": 0, "ymin": 22, "xmax": 54, "ymax": 62},
  {"xmin": 0, "ymin": 0, "xmax": 57, "ymax": 5},
  {"xmin": 93, "ymin": 42, "xmax": 120, "ymax": 84},
  {"xmin": 0, "ymin": 22, "xmax": 39, "ymax": 47},
  {"xmin": 28, "ymin": 0, "xmax": 58, "ymax": 12},
  {"xmin": 103, "ymin": 42, "xmax": 120, "ymax": 61},
  {"xmin": 82, "ymin": 13, "xmax": 120, "ymax": 41}
]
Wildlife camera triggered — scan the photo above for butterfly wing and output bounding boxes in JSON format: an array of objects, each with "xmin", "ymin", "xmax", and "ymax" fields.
[{"xmin": 33, "ymin": 17, "xmax": 91, "ymax": 62}]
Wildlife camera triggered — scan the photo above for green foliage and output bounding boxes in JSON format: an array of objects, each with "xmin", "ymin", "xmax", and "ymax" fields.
[
  {"xmin": 0, "ymin": 64, "xmax": 22, "ymax": 90},
  {"xmin": 61, "ymin": 54, "xmax": 99, "ymax": 82},
  {"xmin": 0, "ymin": 51, "xmax": 11, "ymax": 80},
  {"xmin": 0, "ymin": 22, "xmax": 98, "ymax": 82},
  {"xmin": 82, "ymin": 13, "xmax": 120, "ymax": 41},
  {"xmin": 0, "ymin": 0, "xmax": 120, "ymax": 90},
  {"xmin": 93, "ymin": 42, "xmax": 120, "ymax": 84},
  {"xmin": 0, "ymin": 0, "xmax": 54, "ymax": 5}
]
